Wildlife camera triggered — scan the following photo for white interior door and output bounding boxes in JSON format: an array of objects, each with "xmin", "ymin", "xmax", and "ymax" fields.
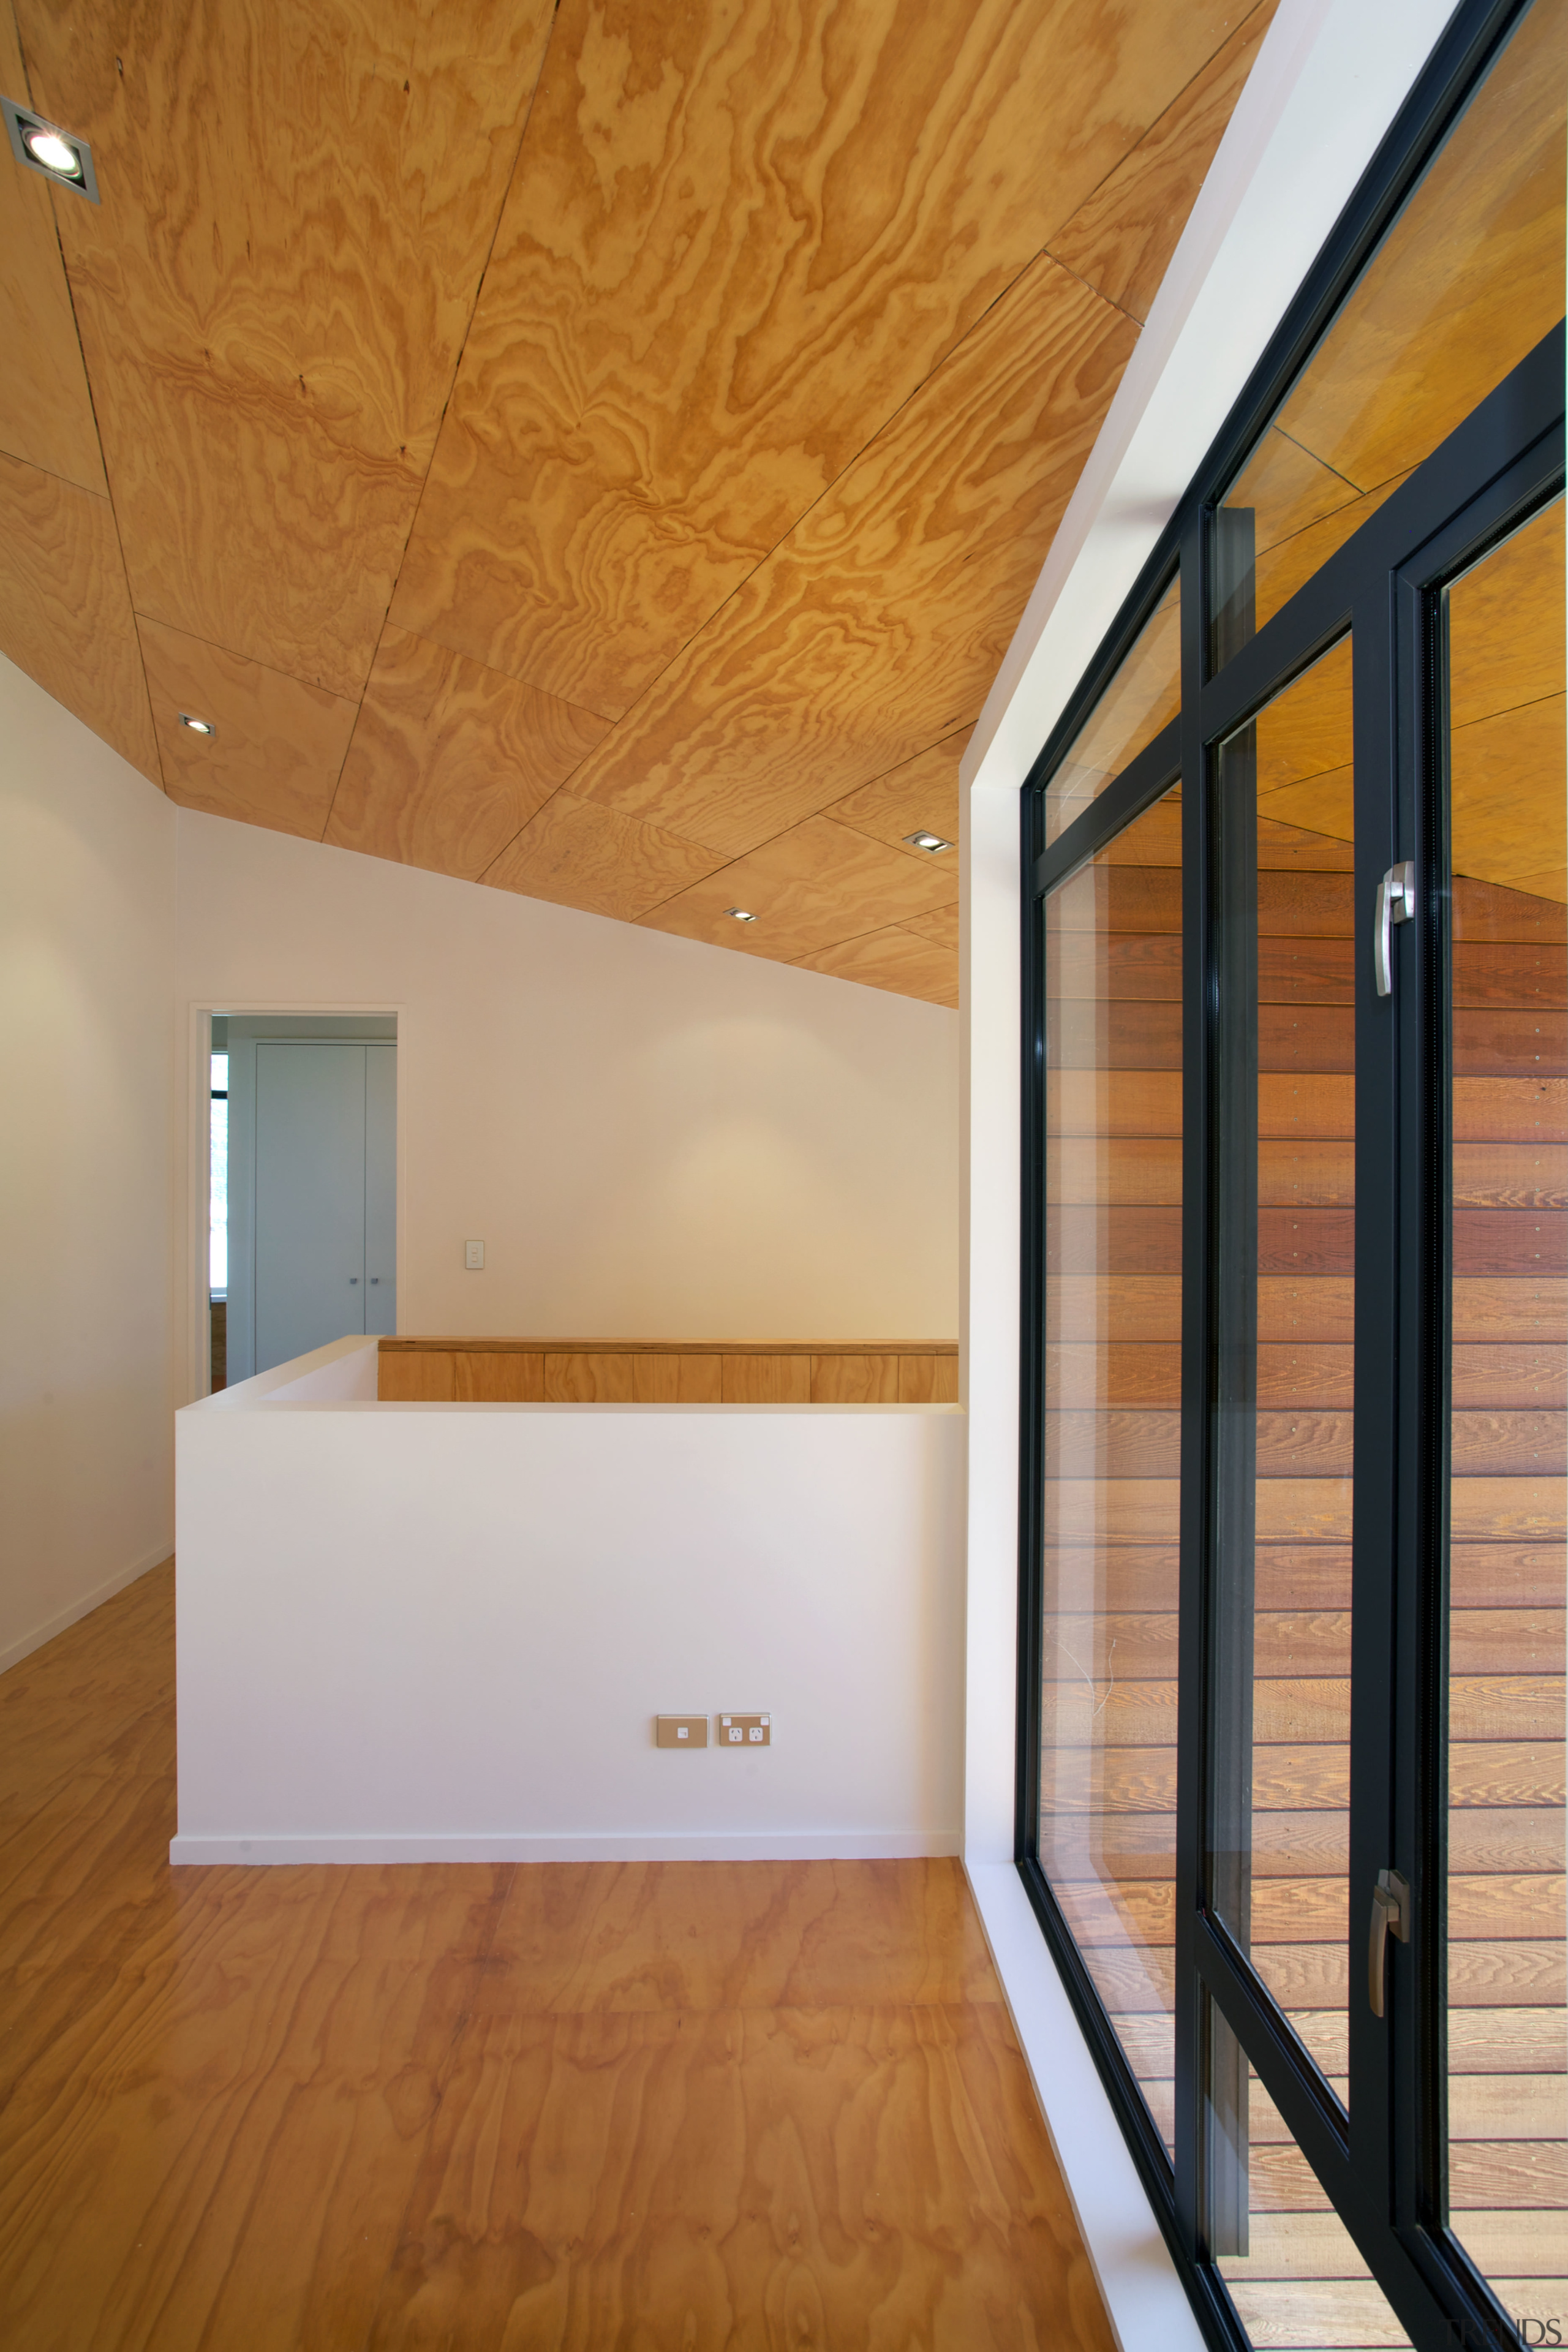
[
  {"xmin": 364, "ymin": 1044, "xmax": 397, "ymax": 1336},
  {"xmin": 254, "ymin": 1044, "xmax": 367, "ymax": 1373}
]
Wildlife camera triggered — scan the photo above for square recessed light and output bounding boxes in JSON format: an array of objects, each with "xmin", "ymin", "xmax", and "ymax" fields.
[
  {"xmin": 178, "ymin": 712, "xmax": 217, "ymax": 737},
  {"xmin": 2, "ymin": 96, "xmax": 99, "ymax": 202},
  {"xmin": 725, "ymin": 907, "xmax": 758, "ymax": 923},
  {"xmin": 903, "ymin": 831, "xmax": 954, "ymax": 854}
]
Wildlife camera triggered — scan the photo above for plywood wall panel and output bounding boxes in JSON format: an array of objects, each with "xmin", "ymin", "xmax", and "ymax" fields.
[
  {"xmin": 793, "ymin": 925, "xmax": 959, "ymax": 1009},
  {"xmin": 1049, "ymin": 4, "xmax": 1279, "ymax": 325},
  {"xmin": 649, "ymin": 815, "xmax": 962, "ymax": 963},
  {"xmin": 824, "ymin": 733, "xmax": 968, "ymax": 862},
  {"xmin": 325, "ymin": 627, "xmax": 613, "ymax": 880},
  {"xmin": 15, "ymin": 0, "xmax": 556, "ymax": 696},
  {"xmin": 388, "ymin": 0, "xmax": 1253, "ymax": 718},
  {"xmin": 0, "ymin": 450, "xmax": 159, "ymax": 780},
  {"xmin": 484, "ymin": 793, "xmax": 722, "ymax": 922},
  {"xmin": 579, "ymin": 258, "xmax": 1137, "ymax": 862},
  {"xmin": 139, "ymin": 616, "xmax": 356, "ymax": 838},
  {"xmin": 0, "ymin": 3, "xmax": 105, "ymax": 491}
]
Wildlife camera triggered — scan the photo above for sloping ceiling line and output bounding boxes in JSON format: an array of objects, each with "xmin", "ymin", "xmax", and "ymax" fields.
[{"xmin": 0, "ymin": 0, "xmax": 1278, "ymax": 1009}]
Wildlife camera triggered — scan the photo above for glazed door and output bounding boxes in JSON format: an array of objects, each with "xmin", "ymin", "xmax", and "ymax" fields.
[{"xmin": 1176, "ymin": 342, "xmax": 1564, "ymax": 2351}]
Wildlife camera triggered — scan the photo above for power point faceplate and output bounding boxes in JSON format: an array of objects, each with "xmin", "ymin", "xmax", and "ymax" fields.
[{"xmin": 718, "ymin": 1714, "xmax": 770, "ymax": 1747}]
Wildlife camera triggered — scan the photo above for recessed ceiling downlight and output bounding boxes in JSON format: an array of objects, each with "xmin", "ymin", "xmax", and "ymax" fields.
[
  {"xmin": 725, "ymin": 908, "xmax": 758, "ymax": 924},
  {"xmin": 903, "ymin": 830, "xmax": 954, "ymax": 854},
  {"xmin": 178, "ymin": 712, "xmax": 217, "ymax": 737},
  {"xmin": 26, "ymin": 128, "xmax": 78, "ymax": 175},
  {"xmin": 2, "ymin": 96, "xmax": 99, "ymax": 200}
]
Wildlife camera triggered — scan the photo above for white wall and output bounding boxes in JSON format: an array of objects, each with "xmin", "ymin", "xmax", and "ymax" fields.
[
  {"xmin": 173, "ymin": 1338, "xmax": 965, "ymax": 1863},
  {"xmin": 176, "ymin": 810, "xmax": 959, "ymax": 1351},
  {"xmin": 0, "ymin": 653, "xmax": 178, "ymax": 1670}
]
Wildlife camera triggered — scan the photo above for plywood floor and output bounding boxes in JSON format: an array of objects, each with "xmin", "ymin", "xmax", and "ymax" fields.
[{"xmin": 0, "ymin": 1565, "xmax": 1111, "ymax": 2351}]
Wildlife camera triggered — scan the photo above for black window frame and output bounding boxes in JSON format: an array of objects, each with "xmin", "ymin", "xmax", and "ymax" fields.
[{"xmin": 1016, "ymin": 3, "xmax": 1566, "ymax": 2345}]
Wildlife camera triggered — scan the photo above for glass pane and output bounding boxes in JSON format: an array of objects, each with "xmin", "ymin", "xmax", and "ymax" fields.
[
  {"xmin": 1210, "ymin": 640, "xmax": 1355, "ymax": 2104},
  {"xmin": 1038, "ymin": 784, "xmax": 1182, "ymax": 2154},
  {"xmin": 209, "ymin": 1051, "xmax": 228, "ymax": 1297},
  {"xmin": 1212, "ymin": 0, "xmax": 1566, "ymax": 656},
  {"xmin": 1044, "ymin": 573, "xmax": 1180, "ymax": 846},
  {"xmin": 1444, "ymin": 495, "xmax": 1568, "ymax": 2326},
  {"xmin": 1212, "ymin": 2041, "xmax": 1411, "ymax": 2348}
]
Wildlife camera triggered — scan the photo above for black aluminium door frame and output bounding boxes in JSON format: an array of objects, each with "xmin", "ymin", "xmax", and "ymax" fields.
[
  {"xmin": 1179, "ymin": 331, "xmax": 1566, "ymax": 2352},
  {"xmin": 1016, "ymin": 322, "xmax": 1564, "ymax": 2352},
  {"xmin": 1014, "ymin": 1, "xmax": 1565, "ymax": 2315}
]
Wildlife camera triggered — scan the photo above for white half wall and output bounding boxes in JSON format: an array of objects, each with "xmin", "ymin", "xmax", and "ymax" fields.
[
  {"xmin": 176, "ymin": 810, "xmax": 959, "ymax": 1357},
  {"xmin": 172, "ymin": 1339, "xmax": 965, "ymax": 1863},
  {"xmin": 0, "ymin": 653, "xmax": 177, "ymax": 1671}
]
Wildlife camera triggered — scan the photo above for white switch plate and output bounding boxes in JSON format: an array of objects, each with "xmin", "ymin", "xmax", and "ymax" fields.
[
  {"xmin": 464, "ymin": 1239, "xmax": 485, "ymax": 1270},
  {"xmin": 718, "ymin": 1713, "xmax": 771, "ymax": 1747}
]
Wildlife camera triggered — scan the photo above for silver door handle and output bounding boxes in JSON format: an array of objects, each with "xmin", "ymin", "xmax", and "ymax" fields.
[
  {"xmin": 1368, "ymin": 1867, "xmax": 1409, "ymax": 2016},
  {"xmin": 1374, "ymin": 861, "xmax": 1415, "ymax": 997}
]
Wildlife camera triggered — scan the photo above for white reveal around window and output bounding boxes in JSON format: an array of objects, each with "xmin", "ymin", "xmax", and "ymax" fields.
[{"xmin": 210, "ymin": 1051, "xmax": 228, "ymax": 1297}]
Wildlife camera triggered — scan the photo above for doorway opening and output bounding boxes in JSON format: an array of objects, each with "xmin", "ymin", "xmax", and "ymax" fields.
[{"xmin": 207, "ymin": 1012, "xmax": 399, "ymax": 1389}]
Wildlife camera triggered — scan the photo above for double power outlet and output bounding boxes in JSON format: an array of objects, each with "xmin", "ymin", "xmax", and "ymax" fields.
[{"xmin": 656, "ymin": 1714, "xmax": 770, "ymax": 1749}]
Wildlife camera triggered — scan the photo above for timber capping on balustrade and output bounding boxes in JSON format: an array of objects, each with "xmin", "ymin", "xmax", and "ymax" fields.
[{"xmin": 378, "ymin": 1338, "xmax": 960, "ymax": 1406}]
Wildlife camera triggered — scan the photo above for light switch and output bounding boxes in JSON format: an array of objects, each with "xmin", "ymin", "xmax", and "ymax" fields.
[
  {"xmin": 464, "ymin": 1239, "xmax": 485, "ymax": 1270},
  {"xmin": 656, "ymin": 1715, "xmax": 708, "ymax": 1748},
  {"xmin": 718, "ymin": 1713, "xmax": 771, "ymax": 1747}
]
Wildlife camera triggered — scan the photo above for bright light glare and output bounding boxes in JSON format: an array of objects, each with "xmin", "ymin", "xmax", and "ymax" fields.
[
  {"xmin": 25, "ymin": 129, "xmax": 79, "ymax": 175},
  {"xmin": 726, "ymin": 908, "xmax": 758, "ymax": 923},
  {"xmin": 179, "ymin": 712, "xmax": 216, "ymax": 736}
]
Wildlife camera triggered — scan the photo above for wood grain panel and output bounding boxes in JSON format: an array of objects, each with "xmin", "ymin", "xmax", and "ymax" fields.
[
  {"xmin": 722, "ymin": 1355, "xmax": 812, "ymax": 1404},
  {"xmin": 1045, "ymin": 1344, "xmax": 1185, "ymax": 1406},
  {"xmin": 810, "ymin": 1354, "xmax": 900, "ymax": 1404},
  {"xmin": 390, "ymin": 0, "xmax": 1248, "ymax": 718},
  {"xmin": 0, "ymin": 3, "xmax": 105, "ymax": 491},
  {"xmin": 139, "ymin": 613, "xmax": 356, "ymax": 837},
  {"xmin": 1455, "ymin": 876, "xmax": 1568, "ymax": 944},
  {"xmin": 453, "ymin": 1351, "xmax": 545, "ymax": 1403},
  {"xmin": 824, "ymin": 731, "xmax": 968, "ymax": 862},
  {"xmin": 1048, "ymin": 4, "xmax": 1279, "ymax": 324},
  {"xmin": 483, "ymin": 791, "xmax": 723, "ymax": 922},
  {"xmin": 545, "ymin": 1352, "xmax": 638, "ymax": 1403},
  {"xmin": 361, "ymin": 2001, "xmax": 1113, "ymax": 2352},
  {"xmin": 0, "ymin": 449, "xmax": 159, "ymax": 780},
  {"xmin": 18, "ymin": 0, "xmax": 558, "ymax": 698},
  {"xmin": 1450, "ymin": 690, "xmax": 1567, "ymax": 903},
  {"xmin": 566, "ymin": 255, "xmax": 1139, "ymax": 860},
  {"xmin": 0, "ymin": 1575, "xmax": 1110, "ymax": 2352},
  {"xmin": 900, "ymin": 1354, "xmax": 960, "ymax": 1404},
  {"xmin": 1454, "ymin": 1147, "xmax": 1568, "ymax": 1208},
  {"xmin": 791, "ymin": 921, "xmax": 960, "ymax": 1008},
  {"xmin": 652, "ymin": 812, "xmax": 963, "ymax": 960},
  {"xmin": 903, "ymin": 902, "xmax": 961, "ymax": 953},
  {"xmin": 1450, "ymin": 492, "xmax": 1564, "ymax": 734},
  {"xmin": 378, "ymin": 1349, "xmax": 455, "ymax": 1401},
  {"xmin": 1271, "ymin": 0, "xmax": 1566, "ymax": 513},
  {"xmin": 326, "ymin": 626, "xmax": 612, "ymax": 879},
  {"xmin": 1048, "ymin": 1137, "xmax": 1183, "ymax": 1205},
  {"xmin": 632, "ymin": 1353, "xmax": 723, "ymax": 1402}
]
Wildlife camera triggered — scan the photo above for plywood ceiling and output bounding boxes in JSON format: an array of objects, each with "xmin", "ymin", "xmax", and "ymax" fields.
[{"xmin": 0, "ymin": 0, "xmax": 1276, "ymax": 1008}]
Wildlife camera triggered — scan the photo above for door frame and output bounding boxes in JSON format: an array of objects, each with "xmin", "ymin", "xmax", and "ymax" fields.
[{"xmin": 184, "ymin": 1001, "xmax": 404, "ymax": 1400}]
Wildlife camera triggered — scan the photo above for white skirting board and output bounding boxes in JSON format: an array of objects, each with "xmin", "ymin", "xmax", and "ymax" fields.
[
  {"xmin": 170, "ymin": 1829, "xmax": 963, "ymax": 1866},
  {"xmin": 0, "ymin": 1539, "xmax": 172, "ymax": 1678}
]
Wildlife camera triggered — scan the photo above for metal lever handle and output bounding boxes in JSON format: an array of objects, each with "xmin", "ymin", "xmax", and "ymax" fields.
[
  {"xmin": 349, "ymin": 1276, "xmax": 359, "ymax": 1284},
  {"xmin": 1369, "ymin": 1867, "xmax": 1410, "ymax": 2016},
  {"xmin": 1374, "ymin": 861, "xmax": 1415, "ymax": 997}
]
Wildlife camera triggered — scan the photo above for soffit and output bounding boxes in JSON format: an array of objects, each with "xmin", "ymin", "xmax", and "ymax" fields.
[{"xmin": 0, "ymin": 0, "xmax": 1276, "ymax": 1006}]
